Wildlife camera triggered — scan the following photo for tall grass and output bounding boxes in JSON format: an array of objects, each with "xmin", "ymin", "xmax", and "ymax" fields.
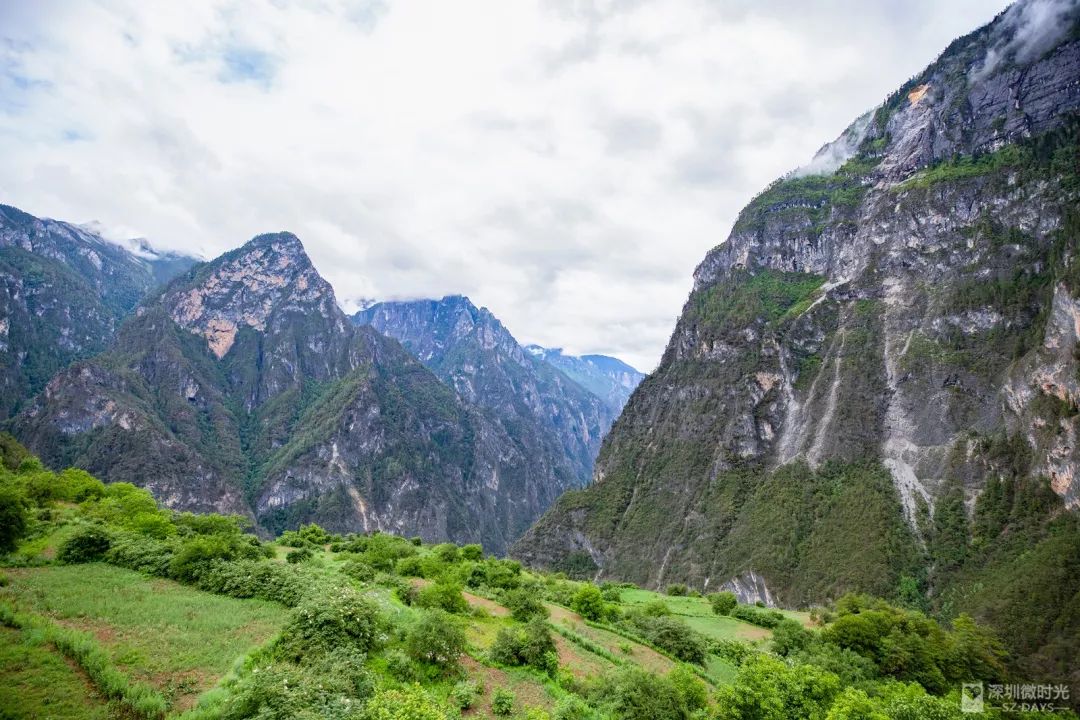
[{"xmin": 0, "ymin": 601, "xmax": 168, "ymax": 718}]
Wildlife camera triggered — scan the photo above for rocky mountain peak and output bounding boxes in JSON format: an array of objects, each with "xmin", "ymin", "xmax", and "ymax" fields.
[{"xmin": 164, "ymin": 231, "xmax": 337, "ymax": 359}]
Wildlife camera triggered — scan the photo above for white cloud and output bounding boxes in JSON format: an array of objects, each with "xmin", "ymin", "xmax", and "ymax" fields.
[{"xmin": 0, "ymin": 0, "xmax": 1010, "ymax": 371}]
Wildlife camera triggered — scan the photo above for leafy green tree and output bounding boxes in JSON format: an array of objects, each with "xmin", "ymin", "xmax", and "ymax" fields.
[
  {"xmin": 571, "ymin": 584, "xmax": 606, "ymax": 621},
  {"xmin": 592, "ymin": 667, "xmax": 688, "ymax": 720},
  {"xmin": 0, "ymin": 486, "xmax": 28, "ymax": 553},
  {"xmin": 490, "ymin": 618, "xmax": 558, "ymax": 675},
  {"xmin": 713, "ymin": 655, "xmax": 840, "ymax": 720},
  {"xmin": 504, "ymin": 587, "xmax": 549, "ymax": 621},
  {"xmin": 57, "ymin": 524, "xmax": 112, "ymax": 563},
  {"xmin": 825, "ymin": 688, "xmax": 888, "ymax": 720},
  {"xmin": 460, "ymin": 543, "xmax": 483, "ymax": 561},
  {"xmin": 405, "ymin": 609, "xmax": 466, "ymax": 671},
  {"xmin": 276, "ymin": 588, "xmax": 384, "ymax": 659},
  {"xmin": 365, "ymin": 684, "xmax": 450, "ymax": 720},
  {"xmin": 415, "ymin": 581, "xmax": 468, "ymax": 614},
  {"xmin": 709, "ymin": 591, "xmax": 738, "ymax": 615},
  {"xmin": 771, "ymin": 618, "xmax": 814, "ymax": 656}
]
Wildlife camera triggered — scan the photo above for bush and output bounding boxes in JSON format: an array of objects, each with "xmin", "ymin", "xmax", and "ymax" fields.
[
  {"xmin": 194, "ymin": 559, "xmax": 314, "ymax": 606},
  {"xmin": 771, "ymin": 618, "xmax": 814, "ymax": 656},
  {"xmin": 169, "ymin": 535, "xmax": 239, "ymax": 581},
  {"xmin": 433, "ymin": 543, "xmax": 460, "ymax": 563},
  {"xmin": 710, "ymin": 638, "xmax": 755, "ymax": 665},
  {"xmin": 276, "ymin": 587, "xmax": 384, "ymax": 659},
  {"xmin": 56, "ymin": 468, "xmax": 106, "ymax": 502},
  {"xmin": 600, "ymin": 583, "xmax": 621, "ymax": 602},
  {"xmin": 665, "ymin": 584, "xmax": 688, "ymax": 597},
  {"xmin": 492, "ymin": 687, "xmax": 515, "ymax": 716},
  {"xmin": 285, "ymin": 547, "xmax": 314, "ymax": 564},
  {"xmin": 490, "ymin": 618, "xmax": 559, "ymax": 675},
  {"xmin": 571, "ymin": 584, "xmax": 606, "ymax": 621},
  {"xmin": 57, "ymin": 524, "xmax": 113, "ymax": 564},
  {"xmin": 358, "ymin": 683, "xmax": 451, "ymax": 720},
  {"xmin": 629, "ymin": 615, "xmax": 706, "ymax": 665},
  {"xmin": 451, "ymin": 680, "xmax": 480, "ymax": 710},
  {"xmin": 504, "ymin": 587, "xmax": 549, "ymax": 621},
  {"xmin": 405, "ymin": 609, "xmax": 467, "ymax": 671},
  {"xmin": 708, "ymin": 591, "xmax": 737, "ymax": 616},
  {"xmin": 342, "ymin": 559, "xmax": 376, "ymax": 583},
  {"xmin": 730, "ymin": 604, "xmax": 785, "ymax": 628},
  {"xmin": 640, "ymin": 599, "xmax": 671, "ymax": 617},
  {"xmin": 591, "ymin": 667, "xmax": 689, "ymax": 720},
  {"xmin": 105, "ymin": 532, "xmax": 174, "ymax": 576},
  {"xmin": 415, "ymin": 582, "xmax": 467, "ymax": 614},
  {"xmin": 0, "ymin": 486, "xmax": 29, "ymax": 553},
  {"xmin": 460, "ymin": 544, "xmax": 483, "ymax": 561}
]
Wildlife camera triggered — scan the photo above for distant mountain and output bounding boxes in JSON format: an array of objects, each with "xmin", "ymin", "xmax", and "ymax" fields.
[
  {"xmin": 525, "ymin": 345, "xmax": 644, "ymax": 414},
  {"xmin": 0, "ymin": 203, "xmax": 198, "ymax": 417},
  {"xmin": 353, "ymin": 296, "xmax": 617, "ymax": 489},
  {"xmin": 12, "ymin": 234, "xmax": 566, "ymax": 552}
]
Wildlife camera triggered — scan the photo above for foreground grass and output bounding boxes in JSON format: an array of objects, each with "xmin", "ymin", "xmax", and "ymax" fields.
[
  {"xmin": 0, "ymin": 564, "xmax": 287, "ymax": 712},
  {"xmin": 0, "ymin": 625, "xmax": 113, "ymax": 720}
]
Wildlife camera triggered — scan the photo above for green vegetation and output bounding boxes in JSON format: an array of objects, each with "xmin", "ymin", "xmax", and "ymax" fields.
[
  {"xmin": 1, "ymin": 435, "xmax": 1072, "ymax": 718},
  {"xmin": 688, "ymin": 269, "xmax": 826, "ymax": 331}
]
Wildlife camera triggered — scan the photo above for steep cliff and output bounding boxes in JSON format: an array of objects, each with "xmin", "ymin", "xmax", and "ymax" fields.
[
  {"xmin": 354, "ymin": 296, "xmax": 616, "ymax": 489},
  {"xmin": 12, "ymin": 235, "xmax": 566, "ymax": 552},
  {"xmin": 515, "ymin": 0, "xmax": 1080, "ymax": 684},
  {"xmin": 0, "ymin": 204, "xmax": 197, "ymax": 417}
]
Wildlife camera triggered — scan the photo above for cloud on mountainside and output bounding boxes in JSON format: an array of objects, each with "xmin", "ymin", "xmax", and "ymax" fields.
[{"xmin": 0, "ymin": 0, "xmax": 1012, "ymax": 371}]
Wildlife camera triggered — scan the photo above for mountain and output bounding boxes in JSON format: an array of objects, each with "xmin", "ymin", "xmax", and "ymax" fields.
[
  {"xmin": 0, "ymin": 204, "xmax": 198, "ymax": 418},
  {"xmin": 353, "ymin": 296, "xmax": 616, "ymax": 490},
  {"xmin": 11, "ymin": 235, "xmax": 569, "ymax": 553},
  {"xmin": 524, "ymin": 345, "xmax": 644, "ymax": 414},
  {"xmin": 515, "ymin": 0, "xmax": 1080, "ymax": 685}
]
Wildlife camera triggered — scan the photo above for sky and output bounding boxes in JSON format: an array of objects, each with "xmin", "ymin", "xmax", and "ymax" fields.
[{"xmin": 0, "ymin": 0, "xmax": 1013, "ymax": 372}]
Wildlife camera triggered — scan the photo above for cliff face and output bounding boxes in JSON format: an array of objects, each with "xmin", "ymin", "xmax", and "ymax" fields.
[
  {"xmin": 0, "ymin": 204, "xmax": 197, "ymax": 418},
  {"xmin": 354, "ymin": 296, "xmax": 617, "ymax": 489},
  {"xmin": 12, "ymin": 236, "xmax": 566, "ymax": 553},
  {"xmin": 514, "ymin": 0, "xmax": 1080, "ymax": 684}
]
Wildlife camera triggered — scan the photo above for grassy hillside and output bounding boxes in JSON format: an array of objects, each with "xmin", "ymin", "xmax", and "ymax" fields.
[{"xmin": 0, "ymin": 436, "xmax": 1063, "ymax": 719}]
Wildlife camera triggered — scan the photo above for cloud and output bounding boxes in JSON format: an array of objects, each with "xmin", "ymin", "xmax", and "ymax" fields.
[
  {"xmin": 971, "ymin": 0, "xmax": 1079, "ymax": 81},
  {"xmin": 0, "ymin": 0, "xmax": 1012, "ymax": 372}
]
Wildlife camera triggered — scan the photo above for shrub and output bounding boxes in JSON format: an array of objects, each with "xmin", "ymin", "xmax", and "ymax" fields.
[
  {"xmin": 105, "ymin": 532, "xmax": 174, "ymax": 576},
  {"xmin": 600, "ymin": 583, "xmax": 622, "ymax": 602},
  {"xmin": 405, "ymin": 609, "xmax": 467, "ymax": 670},
  {"xmin": 342, "ymin": 559, "xmax": 376, "ymax": 583},
  {"xmin": 384, "ymin": 648, "xmax": 417, "ymax": 681},
  {"xmin": 451, "ymin": 680, "xmax": 480, "ymax": 710},
  {"xmin": 492, "ymin": 687, "xmax": 515, "ymax": 716},
  {"xmin": 504, "ymin": 587, "xmax": 549, "ymax": 621},
  {"xmin": 415, "ymin": 582, "xmax": 467, "ymax": 614},
  {"xmin": 713, "ymin": 654, "xmax": 840, "ymax": 720},
  {"xmin": 730, "ymin": 604, "xmax": 785, "ymax": 628},
  {"xmin": 571, "ymin": 584, "xmax": 606, "ymax": 621},
  {"xmin": 665, "ymin": 584, "xmax": 688, "ymax": 597},
  {"xmin": 194, "ymin": 559, "xmax": 313, "ymax": 606},
  {"xmin": 433, "ymin": 543, "xmax": 460, "ymax": 563},
  {"xmin": 276, "ymin": 587, "xmax": 384, "ymax": 659},
  {"xmin": 0, "ymin": 486, "xmax": 29, "ymax": 553},
  {"xmin": 640, "ymin": 599, "xmax": 671, "ymax": 617},
  {"xmin": 128, "ymin": 512, "xmax": 175, "ymax": 539},
  {"xmin": 56, "ymin": 468, "xmax": 106, "ymax": 502},
  {"xmin": 668, "ymin": 664, "xmax": 708, "ymax": 714},
  {"xmin": 366, "ymin": 684, "xmax": 451, "ymax": 720},
  {"xmin": 710, "ymin": 638, "xmax": 755, "ymax": 665},
  {"xmin": 169, "ymin": 535, "xmax": 239, "ymax": 581},
  {"xmin": 57, "ymin": 524, "xmax": 113, "ymax": 564},
  {"xmin": 285, "ymin": 547, "xmax": 314, "ymax": 564},
  {"xmin": 708, "ymin": 591, "xmax": 737, "ymax": 616},
  {"xmin": 629, "ymin": 615, "xmax": 707, "ymax": 665},
  {"xmin": 409, "ymin": 536, "xmax": 423, "ymax": 546},
  {"xmin": 771, "ymin": 618, "xmax": 814, "ymax": 656},
  {"xmin": 591, "ymin": 667, "xmax": 688, "ymax": 720},
  {"xmin": 490, "ymin": 618, "xmax": 558, "ymax": 675},
  {"xmin": 460, "ymin": 543, "xmax": 483, "ymax": 561}
]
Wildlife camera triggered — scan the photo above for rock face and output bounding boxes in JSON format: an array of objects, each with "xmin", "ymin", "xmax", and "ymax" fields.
[
  {"xmin": 524, "ymin": 345, "xmax": 645, "ymax": 415},
  {"xmin": 515, "ymin": 0, "xmax": 1080, "ymax": 683},
  {"xmin": 354, "ymin": 296, "xmax": 617, "ymax": 491},
  {"xmin": 0, "ymin": 204, "xmax": 197, "ymax": 418},
  {"xmin": 12, "ymin": 236, "xmax": 567, "ymax": 553}
]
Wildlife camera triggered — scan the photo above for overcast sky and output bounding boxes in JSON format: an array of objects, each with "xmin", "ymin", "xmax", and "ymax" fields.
[{"xmin": 0, "ymin": 0, "xmax": 1011, "ymax": 371}]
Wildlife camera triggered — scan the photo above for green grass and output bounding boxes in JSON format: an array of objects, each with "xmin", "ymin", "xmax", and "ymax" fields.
[
  {"xmin": 0, "ymin": 564, "xmax": 287, "ymax": 712},
  {"xmin": 0, "ymin": 625, "xmax": 112, "ymax": 720}
]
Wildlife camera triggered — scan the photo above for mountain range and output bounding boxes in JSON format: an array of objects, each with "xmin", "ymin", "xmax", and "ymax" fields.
[
  {"xmin": 514, "ymin": 1, "xmax": 1080, "ymax": 686},
  {"xmin": 0, "ymin": 212, "xmax": 641, "ymax": 554}
]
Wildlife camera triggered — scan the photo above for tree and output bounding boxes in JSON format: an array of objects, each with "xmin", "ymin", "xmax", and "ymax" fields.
[
  {"xmin": 709, "ymin": 591, "xmax": 737, "ymax": 615},
  {"xmin": 504, "ymin": 587, "xmax": 549, "ymax": 621},
  {"xmin": 571, "ymin": 584, "xmax": 606, "ymax": 621},
  {"xmin": 365, "ymin": 684, "xmax": 450, "ymax": 720},
  {"xmin": 825, "ymin": 688, "xmax": 888, "ymax": 720},
  {"xmin": 406, "ymin": 609, "xmax": 466, "ymax": 670},
  {"xmin": 0, "ymin": 486, "xmax": 28, "ymax": 553},
  {"xmin": 415, "ymin": 581, "xmax": 468, "ymax": 614},
  {"xmin": 771, "ymin": 618, "xmax": 814, "ymax": 656}
]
